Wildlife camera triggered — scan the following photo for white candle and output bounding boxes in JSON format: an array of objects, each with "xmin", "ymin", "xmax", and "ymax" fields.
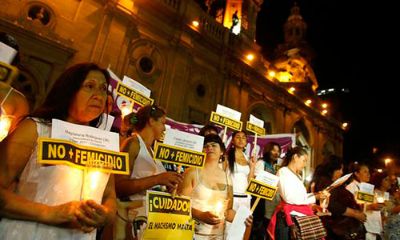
[
  {"xmin": 214, "ymin": 200, "xmax": 225, "ymax": 219},
  {"xmin": 120, "ymin": 105, "xmax": 131, "ymax": 118},
  {"xmin": 0, "ymin": 115, "xmax": 13, "ymax": 142},
  {"xmin": 82, "ymin": 161, "xmax": 111, "ymax": 203}
]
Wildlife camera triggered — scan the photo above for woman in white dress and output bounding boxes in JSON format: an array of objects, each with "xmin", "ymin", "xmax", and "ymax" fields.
[
  {"xmin": 0, "ymin": 63, "xmax": 117, "ymax": 240},
  {"xmin": 178, "ymin": 134, "xmax": 235, "ymax": 240},
  {"xmin": 114, "ymin": 104, "xmax": 183, "ymax": 239}
]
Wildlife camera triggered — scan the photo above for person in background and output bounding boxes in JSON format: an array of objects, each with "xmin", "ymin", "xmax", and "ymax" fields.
[
  {"xmin": 225, "ymin": 131, "xmax": 256, "ymax": 238},
  {"xmin": 226, "ymin": 131, "xmax": 256, "ymax": 210},
  {"xmin": 179, "ymin": 134, "xmax": 254, "ymax": 240},
  {"xmin": 0, "ymin": 63, "xmax": 117, "ymax": 239},
  {"xmin": 311, "ymin": 155, "xmax": 344, "ymax": 193},
  {"xmin": 375, "ymin": 171, "xmax": 400, "ymax": 239},
  {"xmin": 251, "ymin": 141, "xmax": 281, "ymax": 240},
  {"xmin": 199, "ymin": 123, "xmax": 219, "ymax": 137},
  {"xmin": 267, "ymin": 146, "xmax": 328, "ymax": 240},
  {"xmin": 347, "ymin": 162, "xmax": 383, "ymax": 240},
  {"xmin": 178, "ymin": 134, "xmax": 233, "ymax": 239},
  {"xmin": 0, "ymin": 32, "xmax": 29, "ymax": 141},
  {"xmin": 114, "ymin": 104, "xmax": 183, "ymax": 239},
  {"xmin": 326, "ymin": 172, "xmax": 367, "ymax": 239}
]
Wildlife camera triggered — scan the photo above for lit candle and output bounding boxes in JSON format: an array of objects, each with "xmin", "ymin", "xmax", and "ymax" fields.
[
  {"xmin": 120, "ymin": 105, "xmax": 131, "ymax": 118},
  {"xmin": 82, "ymin": 160, "xmax": 111, "ymax": 203},
  {"xmin": 377, "ymin": 196, "xmax": 384, "ymax": 203},
  {"xmin": 214, "ymin": 200, "xmax": 225, "ymax": 219},
  {"xmin": 0, "ymin": 115, "xmax": 13, "ymax": 142}
]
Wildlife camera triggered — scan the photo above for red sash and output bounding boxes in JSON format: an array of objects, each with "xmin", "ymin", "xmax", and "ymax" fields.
[{"xmin": 267, "ymin": 201, "xmax": 314, "ymax": 240}]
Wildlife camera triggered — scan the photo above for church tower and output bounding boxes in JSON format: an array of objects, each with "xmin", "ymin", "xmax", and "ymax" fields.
[{"xmin": 284, "ymin": 1, "xmax": 307, "ymax": 45}]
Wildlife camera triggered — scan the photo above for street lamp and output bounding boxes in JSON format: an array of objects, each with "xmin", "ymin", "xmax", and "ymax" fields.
[{"xmin": 384, "ymin": 158, "xmax": 392, "ymax": 167}]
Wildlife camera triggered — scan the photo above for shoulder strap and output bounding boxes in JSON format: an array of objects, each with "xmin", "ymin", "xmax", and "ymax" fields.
[
  {"xmin": 0, "ymin": 87, "xmax": 13, "ymax": 111},
  {"xmin": 121, "ymin": 134, "xmax": 140, "ymax": 173}
]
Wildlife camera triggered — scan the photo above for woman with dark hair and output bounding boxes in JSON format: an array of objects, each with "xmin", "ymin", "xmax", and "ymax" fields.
[
  {"xmin": 311, "ymin": 155, "xmax": 344, "ymax": 193},
  {"xmin": 225, "ymin": 131, "xmax": 256, "ymax": 239},
  {"xmin": 114, "ymin": 104, "xmax": 183, "ymax": 238},
  {"xmin": 372, "ymin": 171, "xmax": 400, "ymax": 239},
  {"xmin": 326, "ymin": 174, "xmax": 367, "ymax": 240},
  {"xmin": 178, "ymin": 134, "xmax": 235, "ymax": 239},
  {"xmin": 226, "ymin": 131, "xmax": 256, "ymax": 210},
  {"xmin": 267, "ymin": 147, "xmax": 328, "ymax": 240},
  {"xmin": 346, "ymin": 162, "xmax": 383, "ymax": 240},
  {"xmin": 0, "ymin": 62, "xmax": 116, "ymax": 239},
  {"xmin": 33, "ymin": 63, "xmax": 110, "ymax": 127},
  {"xmin": 251, "ymin": 141, "xmax": 281, "ymax": 240}
]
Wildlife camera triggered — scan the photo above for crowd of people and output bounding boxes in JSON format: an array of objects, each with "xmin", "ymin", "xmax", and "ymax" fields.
[{"xmin": 1, "ymin": 32, "xmax": 400, "ymax": 240}]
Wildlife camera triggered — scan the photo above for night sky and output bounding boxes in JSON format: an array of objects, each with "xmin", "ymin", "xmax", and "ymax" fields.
[{"xmin": 255, "ymin": 0, "xmax": 400, "ymax": 164}]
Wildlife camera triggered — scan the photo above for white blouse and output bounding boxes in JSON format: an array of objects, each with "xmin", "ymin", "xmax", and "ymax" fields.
[{"xmin": 277, "ymin": 166, "xmax": 316, "ymax": 205}]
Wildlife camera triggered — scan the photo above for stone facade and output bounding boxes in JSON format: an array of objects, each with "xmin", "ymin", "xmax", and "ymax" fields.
[{"xmin": 0, "ymin": 0, "xmax": 344, "ymax": 171}]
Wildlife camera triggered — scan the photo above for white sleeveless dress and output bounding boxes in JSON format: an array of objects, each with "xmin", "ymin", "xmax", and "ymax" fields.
[
  {"xmin": 0, "ymin": 119, "xmax": 97, "ymax": 240},
  {"xmin": 191, "ymin": 169, "xmax": 229, "ymax": 240},
  {"xmin": 128, "ymin": 134, "xmax": 166, "ymax": 201}
]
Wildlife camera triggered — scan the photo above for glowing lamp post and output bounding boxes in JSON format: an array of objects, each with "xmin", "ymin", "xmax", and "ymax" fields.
[{"xmin": 384, "ymin": 158, "xmax": 392, "ymax": 167}]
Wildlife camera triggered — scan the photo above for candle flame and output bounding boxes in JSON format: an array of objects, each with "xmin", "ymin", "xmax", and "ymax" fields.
[{"xmin": 0, "ymin": 115, "xmax": 12, "ymax": 142}]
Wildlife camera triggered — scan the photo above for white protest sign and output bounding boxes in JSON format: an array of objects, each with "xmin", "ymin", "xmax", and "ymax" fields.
[
  {"xmin": 0, "ymin": 42, "xmax": 17, "ymax": 64},
  {"xmin": 226, "ymin": 205, "xmax": 252, "ymax": 240},
  {"xmin": 325, "ymin": 173, "xmax": 352, "ymax": 191},
  {"xmin": 164, "ymin": 128, "xmax": 204, "ymax": 152},
  {"xmin": 255, "ymin": 170, "xmax": 279, "ymax": 187},
  {"xmin": 216, "ymin": 104, "xmax": 241, "ymax": 121},
  {"xmin": 122, "ymin": 75, "xmax": 151, "ymax": 97},
  {"xmin": 50, "ymin": 119, "xmax": 121, "ymax": 203},
  {"xmin": 360, "ymin": 182, "xmax": 375, "ymax": 194},
  {"xmin": 249, "ymin": 114, "xmax": 264, "ymax": 128},
  {"xmin": 98, "ymin": 113, "xmax": 115, "ymax": 131},
  {"xmin": 52, "ymin": 119, "xmax": 119, "ymax": 150},
  {"xmin": 108, "ymin": 68, "xmax": 134, "ymax": 114}
]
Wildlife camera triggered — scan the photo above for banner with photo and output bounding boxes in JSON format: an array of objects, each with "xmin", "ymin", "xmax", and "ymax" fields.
[{"xmin": 164, "ymin": 118, "xmax": 295, "ymax": 171}]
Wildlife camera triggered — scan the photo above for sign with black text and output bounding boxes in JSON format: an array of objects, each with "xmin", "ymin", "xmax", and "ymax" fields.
[
  {"xmin": 210, "ymin": 111, "xmax": 242, "ymax": 131},
  {"xmin": 143, "ymin": 191, "xmax": 194, "ymax": 240},
  {"xmin": 246, "ymin": 179, "xmax": 277, "ymax": 200},
  {"xmin": 154, "ymin": 142, "xmax": 206, "ymax": 168},
  {"xmin": 116, "ymin": 82, "xmax": 154, "ymax": 107},
  {"xmin": 37, "ymin": 137, "xmax": 129, "ymax": 175}
]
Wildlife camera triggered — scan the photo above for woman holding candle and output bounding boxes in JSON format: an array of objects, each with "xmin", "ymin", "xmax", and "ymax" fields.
[
  {"xmin": 114, "ymin": 104, "xmax": 183, "ymax": 238},
  {"xmin": 267, "ymin": 146, "xmax": 328, "ymax": 240},
  {"xmin": 0, "ymin": 32, "xmax": 30, "ymax": 141},
  {"xmin": 0, "ymin": 63, "xmax": 117, "ymax": 239},
  {"xmin": 178, "ymin": 134, "xmax": 235, "ymax": 240},
  {"xmin": 347, "ymin": 163, "xmax": 384, "ymax": 240},
  {"xmin": 370, "ymin": 171, "xmax": 400, "ymax": 239}
]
